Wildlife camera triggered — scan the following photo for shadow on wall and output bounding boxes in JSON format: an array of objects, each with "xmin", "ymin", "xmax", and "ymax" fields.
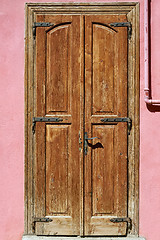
[{"xmin": 146, "ymin": 104, "xmax": 160, "ymax": 112}]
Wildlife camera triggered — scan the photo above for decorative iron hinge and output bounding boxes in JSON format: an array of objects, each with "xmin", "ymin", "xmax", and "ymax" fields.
[
  {"xmin": 32, "ymin": 217, "xmax": 52, "ymax": 232},
  {"xmin": 110, "ymin": 22, "xmax": 132, "ymax": 39},
  {"xmin": 32, "ymin": 117, "xmax": 63, "ymax": 134},
  {"xmin": 110, "ymin": 217, "xmax": 132, "ymax": 230},
  {"xmin": 100, "ymin": 117, "xmax": 132, "ymax": 135},
  {"xmin": 33, "ymin": 22, "xmax": 54, "ymax": 39}
]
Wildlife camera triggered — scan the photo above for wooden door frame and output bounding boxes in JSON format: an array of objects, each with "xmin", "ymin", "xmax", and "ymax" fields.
[{"xmin": 25, "ymin": 2, "xmax": 140, "ymax": 237}]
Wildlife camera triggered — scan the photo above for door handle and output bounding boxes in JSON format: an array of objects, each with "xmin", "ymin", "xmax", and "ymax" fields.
[
  {"xmin": 84, "ymin": 132, "xmax": 99, "ymax": 155},
  {"xmin": 85, "ymin": 137, "xmax": 99, "ymax": 140}
]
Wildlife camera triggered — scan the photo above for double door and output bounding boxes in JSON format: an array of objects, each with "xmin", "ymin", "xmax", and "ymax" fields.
[{"xmin": 33, "ymin": 14, "xmax": 128, "ymax": 236}]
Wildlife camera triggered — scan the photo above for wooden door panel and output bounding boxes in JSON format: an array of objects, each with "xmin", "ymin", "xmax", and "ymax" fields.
[
  {"xmin": 92, "ymin": 125, "xmax": 116, "ymax": 215},
  {"xmin": 88, "ymin": 217, "xmax": 127, "ymax": 236},
  {"xmin": 86, "ymin": 16, "xmax": 128, "ymax": 118},
  {"xmin": 85, "ymin": 123, "xmax": 128, "ymax": 236},
  {"xmin": 92, "ymin": 23, "xmax": 116, "ymax": 114},
  {"xmin": 89, "ymin": 123, "xmax": 128, "ymax": 235},
  {"xmin": 46, "ymin": 24, "xmax": 71, "ymax": 114},
  {"xmin": 34, "ymin": 15, "xmax": 83, "ymax": 235},
  {"xmin": 46, "ymin": 125, "xmax": 70, "ymax": 215},
  {"xmin": 84, "ymin": 15, "xmax": 128, "ymax": 236},
  {"xmin": 35, "ymin": 216, "xmax": 73, "ymax": 235}
]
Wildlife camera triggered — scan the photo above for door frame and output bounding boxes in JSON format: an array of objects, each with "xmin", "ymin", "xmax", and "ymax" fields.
[{"xmin": 25, "ymin": 2, "xmax": 140, "ymax": 237}]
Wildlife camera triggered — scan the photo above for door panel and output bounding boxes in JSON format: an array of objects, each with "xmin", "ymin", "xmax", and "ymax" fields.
[
  {"xmin": 92, "ymin": 23, "xmax": 116, "ymax": 114},
  {"xmin": 34, "ymin": 15, "xmax": 83, "ymax": 235},
  {"xmin": 84, "ymin": 15, "xmax": 128, "ymax": 236},
  {"xmin": 92, "ymin": 125, "xmax": 115, "ymax": 216},
  {"xmin": 46, "ymin": 24, "xmax": 71, "ymax": 114},
  {"xmin": 46, "ymin": 125, "xmax": 70, "ymax": 215}
]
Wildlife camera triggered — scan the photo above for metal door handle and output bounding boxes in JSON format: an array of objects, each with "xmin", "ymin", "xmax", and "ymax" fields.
[
  {"xmin": 84, "ymin": 132, "xmax": 99, "ymax": 155},
  {"xmin": 85, "ymin": 136, "xmax": 99, "ymax": 140},
  {"xmin": 84, "ymin": 132, "xmax": 99, "ymax": 141}
]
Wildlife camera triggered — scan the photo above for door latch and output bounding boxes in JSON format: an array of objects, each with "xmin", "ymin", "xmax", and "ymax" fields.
[{"xmin": 32, "ymin": 217, "xmax": 52, "ymax": 232}]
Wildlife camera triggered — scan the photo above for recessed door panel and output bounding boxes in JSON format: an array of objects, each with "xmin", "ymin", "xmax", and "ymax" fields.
[
  {"xmin": 46, "ymin": 125, "xmax": 70, "ymax": 215},
  {"xmin": 46, "ymin": 24, "xmax": 71, "ymax": 114},
  {"xmin": 92, "ymin": 125, "xmax": 115, "ymax": 216},
  {"xmin": 92, "ymin": 23, "xmax": 116, "ymax": 114}
]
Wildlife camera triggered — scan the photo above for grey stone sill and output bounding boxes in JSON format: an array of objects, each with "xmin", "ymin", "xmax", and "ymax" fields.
[{"xmin": 22, "ymin": 235, "xmax": 146, "ymax": 240}]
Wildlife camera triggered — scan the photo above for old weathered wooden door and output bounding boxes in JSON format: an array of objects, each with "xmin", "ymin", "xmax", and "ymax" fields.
[{"xmin": 33, "ymin": 13, "xmax": 128, "ymax": 236}]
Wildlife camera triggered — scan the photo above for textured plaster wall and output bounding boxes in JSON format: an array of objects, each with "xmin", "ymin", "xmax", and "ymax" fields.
[{"xmin": 0, "ymin": 0, "xmax": 160, "ymax": 240}]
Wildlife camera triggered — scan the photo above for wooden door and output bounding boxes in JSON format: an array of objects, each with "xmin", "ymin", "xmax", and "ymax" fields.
[
  {"xmin": 34, "ymin": 13, "xmax": 128, "ymax": 236},
  {"xmin": 84, "ymin": 15, "xmax": 128, "ymax": 236},
  {"xmin": 34, "ymin": 14, "xmax": 83, "ymax": 235}
]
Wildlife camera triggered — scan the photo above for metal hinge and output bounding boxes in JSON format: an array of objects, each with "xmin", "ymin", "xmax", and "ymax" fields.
[
  {"xmin": 32, "ymin": 217, "xmax": 52, "ymax": 232},
  {"xmin": 110, "ymin": 217, "xmax": 132, "ymax": 230},
  {"xmin": 32, "ymin": 117, "xmax": 63, "ymax": 134},
  {"xmin": 100, "ymin": 117, "xmax": 132, "ymax": 135},
  {"xmin": 110, "ymin": 22, "xmax": 132, "ymax": 39},
  {"xmin": 33, "ymin": 22, "xmax": 54, "ymax": 39}
]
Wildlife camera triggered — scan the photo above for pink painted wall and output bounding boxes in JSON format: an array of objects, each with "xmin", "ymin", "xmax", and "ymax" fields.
[{"xmin": 0, "ymin": 0, "xmax": 160, "ymax": 240}]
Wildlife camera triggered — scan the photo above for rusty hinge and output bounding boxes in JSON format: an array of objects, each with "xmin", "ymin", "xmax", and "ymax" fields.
[
  {"xmin": 100, "ymin": 117, "xmax": 132, "ymax": 135},
  {"xmin": 32, "ymin": 117, "xmax": 63, "ymax": 134},
  {"xmin": 110, "ymin": 22, "xmax": 132, "ymax": 39},
  {"xmin": 32, "ymin": 217, "xmax": 52, "ymax": 232},
  {"xmin": 110, "ymin": 217, "xmax": 132, "ymax": 230},
  {"xmin": 33, "ymin": 22, "xmax": 54, "ymax": 39}
]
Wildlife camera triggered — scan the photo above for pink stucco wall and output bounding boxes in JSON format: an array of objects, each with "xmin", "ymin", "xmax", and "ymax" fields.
[{"xmin": 0, "ymin": 0, "xmax": 160, "ymax": 240}]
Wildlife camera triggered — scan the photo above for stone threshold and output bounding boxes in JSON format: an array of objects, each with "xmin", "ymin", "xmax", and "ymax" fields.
[{"xmin": 22, "ymin": 235, "xmax": 146, "ymax": 240}]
